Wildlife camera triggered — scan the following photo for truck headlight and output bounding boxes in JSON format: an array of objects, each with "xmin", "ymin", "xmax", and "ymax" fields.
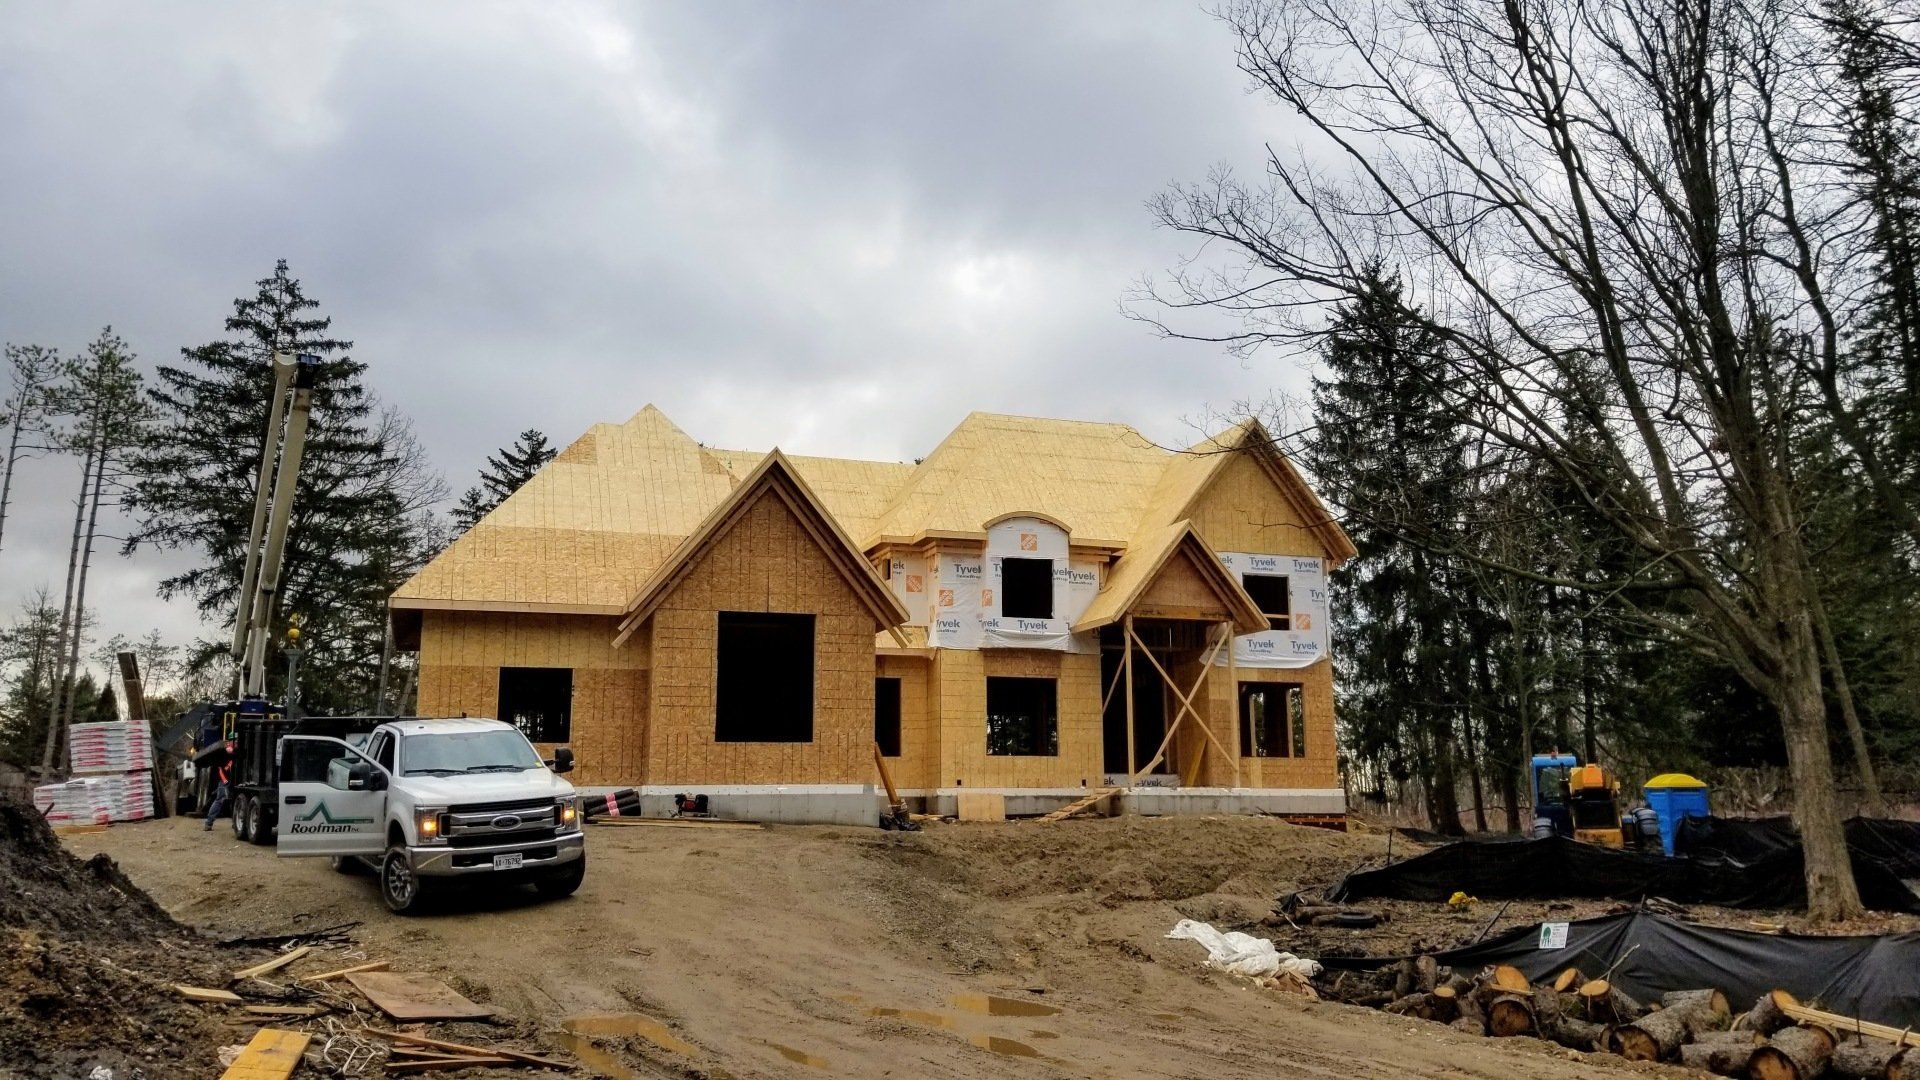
[
  {"xmin": 416, "ymin": 807, "xmax": 448, "ymax": 845},
  {"xmin": 556, "ymin": 796, "xmax": 578, "ymax": 831}
]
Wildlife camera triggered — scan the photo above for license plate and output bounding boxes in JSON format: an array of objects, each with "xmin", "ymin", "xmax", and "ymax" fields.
[{"xmin": 492, "ymin": 853, "xmax": 524, "ymax": 870}]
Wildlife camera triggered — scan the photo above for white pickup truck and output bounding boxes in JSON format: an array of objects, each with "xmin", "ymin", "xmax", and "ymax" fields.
[{"xmin": 275, "ymin": 717, "xmax": 586, "ymax": 914}]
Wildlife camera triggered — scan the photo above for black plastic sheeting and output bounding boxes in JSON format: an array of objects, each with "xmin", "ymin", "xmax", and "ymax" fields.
[
  {"xmin": 1678, "ymin": 815, "xmax": 1920, "ymax": 880},
  {"xmin": 1320, "ymin": 911, "xmax": 1920, "ymax": 1029},
  {"xmin": 1329, "ymin": 834, "xmax": 1920, "ymax": 913}
]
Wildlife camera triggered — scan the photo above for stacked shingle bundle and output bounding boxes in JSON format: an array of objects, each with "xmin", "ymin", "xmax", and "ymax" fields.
[
  {"xmin": 66, "ymin": 720, "xmax": 155, "ymax": 821},
  {"xmin": 32, "ymin": 779, "xmax": 113, "ymax": 827}
]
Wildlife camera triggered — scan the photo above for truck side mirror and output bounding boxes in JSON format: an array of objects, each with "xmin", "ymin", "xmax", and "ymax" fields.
[
  {"xmin": 366, "ymin": 769, "xmax": 389, "ymax": 792},
  {"xmin": 552, "ymin": 747, "xmax": 575, "ymax": 775},
  {"xmin": 346, "ymin": 761, "xmax": 371, "ymax": 790}
]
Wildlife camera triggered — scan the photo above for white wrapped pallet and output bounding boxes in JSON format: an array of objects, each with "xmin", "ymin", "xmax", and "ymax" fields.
[
  {"xmin": 67, "ymin": 720, "xmax": 153, "ymax": 775},
  {"xmin": 32, "ymin": 778, "xmax": 112, "ymax": 827}
]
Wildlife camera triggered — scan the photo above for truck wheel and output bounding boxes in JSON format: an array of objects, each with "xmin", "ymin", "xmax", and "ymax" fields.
[
  {"xmin": 380, "ymin": 847, "xmax": 428, "ymax": 915},
  {"xmin": 246, "ymin": 797, "xmax": 272, "ymax": 845},
  {"xmin": 232, "ymin": 794, "xmax": 252, "ymax": 841},
  {"xmin": 535, "ymin": 853, "xmax": 586, "ymax": 900}
]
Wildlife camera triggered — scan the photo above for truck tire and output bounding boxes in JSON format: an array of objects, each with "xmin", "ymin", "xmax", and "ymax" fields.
[
  {"xmin": 380, "ymin": 847, "xmax": 429, "ymax": 915},
  {"xmin": 232, "ymin": 793, "xmax": 252, "ymax": 841},
  {"xmin": 246, "ymin": 796, "xmax": 272, "ymax": 845},
  {"xmin": 535, "ymin": 853, "xmax": 586, "ymax": 900}
]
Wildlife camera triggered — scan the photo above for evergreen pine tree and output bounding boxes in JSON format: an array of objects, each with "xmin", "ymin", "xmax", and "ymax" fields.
[
  {"xmin": 450, "ymin": 429, "xmax": 555, "ymax": 534},
  {"xmin": 124, "ymin": 261, "xmax": 440, "ymax": 712},
  {"xmin": 1304, "ymin": 266, "xmax": 1473, "ymax": 831}
]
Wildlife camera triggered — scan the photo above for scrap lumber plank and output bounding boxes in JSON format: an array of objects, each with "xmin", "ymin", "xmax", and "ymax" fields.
[
  {"xmin": 345, "ymin": 971, "xmax": 496, "ymax": 1021},
  {"xmin": 300, "ymin": 959, "xmax": 390, "ymax": 983},
  {"xmin": 361, "ymin": 1027, "xmax": 569, "ymax": 1069},
  {"xmin": 219, "ymin": 1028, "xmax": 311, "ymax": 1080},
  {"xmin": 174, "ymin": 984, "xmax": 244, "ymax": 1004},
  {"xmin": 589, "ymin": 817, "xmax": 761, "ymax": 830},
  {"xmin": 243, "ymin": 1005, "xmax": 326, "ymax": 1018},
  {"xmin": 384, "ymin": 1057, "xmax": 518, "ymax": 1073},
  {"xmin": 231, "ymin": 945, "xmax": 312, "ymax": 983},
  {"xmin": 1036, "ymin": 787, "xmax": 1118, "ymax": 823},
  {"xmin": 1781, "ymin": 1000, "xmax": 1920, "ymax": 1049}
]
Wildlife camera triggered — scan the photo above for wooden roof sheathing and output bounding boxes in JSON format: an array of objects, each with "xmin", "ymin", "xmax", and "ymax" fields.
[
  {"xmin": 865, "ymin": 412, "xmax": 1171, "ymax": 548},
  {"xmin": 1074, "ymin": 521, "xmax": 1268, "ymax": 634},
  {"xmin": 392, "ymin": 405, "xmax": 1354, "ymax": 617}
]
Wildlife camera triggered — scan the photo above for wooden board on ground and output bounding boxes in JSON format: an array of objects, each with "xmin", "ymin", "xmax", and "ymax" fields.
[
  {"xmin": 53, "ymin": 824, "xmax": 111, "ymax": 835},
  {"xmin": 590, "ymin": 817, "xmax": 762, "ymax": 830},
  {"xmin": 231, "ymin": 945, "xmax": 311, "ymax": 983},
  {"xmin": 362, "ymin": 1027, "xmax": 570, "ymax": 1069},
  {"xmin": 1036, "ymin": 787, "xmax": 1117, "ymax": 823},
  {"xmin": 956, "ymin": 792, "xmax": 1006, "ymax": 822},
  {"xmin": 345, "ymin": 971, "xmax": 497, "ymax": 1021},
  {"xmin": 301, "ymin": 959, "xmax": 389, "ymax": 983},
  {"xmin": 243, "ymin": 1005, "xmax": 326, "ymax": 1018},
  {"xmin": 174, "ymin": 984, "xmax": 244, "ymax": 1004},
  {"xmin": 219, "ymin": 1028, "xmax": 311, "ymax": 1080}
]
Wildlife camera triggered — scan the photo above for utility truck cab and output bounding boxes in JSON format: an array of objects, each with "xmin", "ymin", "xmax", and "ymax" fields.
[{"xmin": 276, "ymin": 718, "xmax": 585, "ymax": 913}]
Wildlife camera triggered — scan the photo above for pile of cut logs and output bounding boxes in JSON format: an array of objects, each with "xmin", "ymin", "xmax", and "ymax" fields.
[{"xmin": 1323, "ymin": 961, "xmax": 1920, "ymax": 1079}]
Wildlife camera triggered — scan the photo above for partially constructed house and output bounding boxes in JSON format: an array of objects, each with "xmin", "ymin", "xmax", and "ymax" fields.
[{"xmin": 390, "ymin": 406, "xmax": 1356, "ymax": 824}]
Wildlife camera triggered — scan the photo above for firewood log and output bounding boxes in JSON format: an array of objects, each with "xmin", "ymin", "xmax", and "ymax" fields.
[
  {"xmin": 1736, "ymin": 989, "xmax": 1800, "ymax": 1036},
  {"xmin": 1576, "ymin": 979, "xmax": 1643, "ymax": 1025},
  {"xmin": 1414, "ymin": 955, "xmax": 1438, "ymax": 995},
  {"xmin": 1607, "ymin": 1002, "xmax": 1695, "ymax": 1062},
  {"xmin": 1393, "ymin": 959, "xmax": 1416, "ymax": 1000},
  {"xmin": 1677, "ymin": 1031, "xmax": 1762, "ymax": 1077},
  {"xmin": 1541, "ymin": 1014, "xmax": 1607, "ymax": 1052},
  {"xmin": 1489, "ymin": 964, "xmax": 1530, "ymax": 994},
  {"xmin": 1830, "ymin": 1037, "xmax": 1901, "ymax": 1080},
  {"xmin": 1659, "ymin": 988, "xmax": 1731, "ymax": 1033},
  {"xmin": 1551, "ymin": 967, "xmax": 1585, "ymax": 994},
  {"xmin": 1354, "ymin": 990, "xmax": 1394, "ymax": 1008},
  {"xmin": 1428, "ymin": 984, "xmax": 1461, "ymax": 1024},
  {"xmin": 1890, "ymin": 1047, "xmax": 1920, "ymax": 1080},
  {"xmin": 1383, "ymin": 992, "xmax": 1431, "ymax": 1019},
  {"xmin": 1485, "ymin": 992, "xmax": 1537, "ymax": 1038},
  {"xmin": 1748, "ymin": 1024, "xmax": 1835, "ymax": 1080}
]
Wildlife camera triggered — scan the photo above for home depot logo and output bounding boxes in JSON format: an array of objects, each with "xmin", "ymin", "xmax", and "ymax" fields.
[
  {"xmin": 288, "ymin": 801, "xmax": 376, "ymax": 835},
  {"xmin": 1294, "ymin": 613, "xmax": 1312, "ymax": 631},
  {"xmin": 904, "ymin": 574, "xmax": 924, "ymax": 594},
  {"xmin": 939, "ymin": 588, "xmax": 954, "ymax": 608},
  {"xmin": 1019, "ymin": 533, "xmax": 1038, "ymax": 551}
]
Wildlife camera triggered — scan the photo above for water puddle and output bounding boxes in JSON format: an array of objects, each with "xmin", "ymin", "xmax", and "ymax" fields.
[
  {"xmin": 864, "ymin": 1005, "xmax": 958, "ymax": 1029},
  {"xmin": 768, "ymin": 1042, "xmax": 829, "ymax": 1068},
  {"xmin": 949, "ymin": 991, "xmax": 1060, "ymax": 1018},
  {"xmin": 552, "ymin": 1031, "xmax": 644, "ymax": 1080},
  {"xmin": 556, "ymin": 1012, "xmax": 699, "ymax": 1076},
  {"xmin": 970, "ymin": 1034, "xmax": 1041, "ymax": 1057}
]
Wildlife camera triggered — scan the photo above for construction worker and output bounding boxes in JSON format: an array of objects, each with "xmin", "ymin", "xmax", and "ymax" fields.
[{"xmin": 202, "ymin": 742, "xmax": 235, "ymax": 831}]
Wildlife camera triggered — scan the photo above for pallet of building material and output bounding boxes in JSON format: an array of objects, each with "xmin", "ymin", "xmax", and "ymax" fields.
[
  {"xmin": 581, "ymin": 788, "xmax": 641, "ymax": 818},
  {"xmin": 33, "ymin": 779, "xmax": 112, "ymax": 827},
  {"xmin": 344, "ymin": 971, "xmax": 497, "ymax": 1021}
]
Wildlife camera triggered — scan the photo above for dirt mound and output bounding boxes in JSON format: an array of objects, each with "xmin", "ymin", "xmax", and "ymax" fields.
[
  {"xmin": 0, "ymin": 796, "xmax": 231, "ymax": 1078},
  {"xmin": 897, "ymin": 815, "xmax": 1388, "ymax": 904}
]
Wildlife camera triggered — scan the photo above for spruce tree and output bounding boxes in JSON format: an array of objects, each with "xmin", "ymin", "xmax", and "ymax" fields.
[
  {"xmin": 124, "ymin": 261, "xmax": 439, "ymax": 713},
  {"xmin": 451, "ymin": 429, "xmax": 555, "ymax": 534},
  {"xmin": 1305, "ymin": 267, "xmax": 1472, "ymax": 831}
]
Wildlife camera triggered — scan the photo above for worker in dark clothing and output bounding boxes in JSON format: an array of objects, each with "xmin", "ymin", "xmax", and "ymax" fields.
[{"xmin": 203, "ymin": 743, "xmax": 235, "ymax": 831}]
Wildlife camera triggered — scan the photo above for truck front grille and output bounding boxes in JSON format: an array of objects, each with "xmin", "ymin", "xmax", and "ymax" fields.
[{"xmin": 444, "ymin": 799, "xmax": 559, "ymax": 847}]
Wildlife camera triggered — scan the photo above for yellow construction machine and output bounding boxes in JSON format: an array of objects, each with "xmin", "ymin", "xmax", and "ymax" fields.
[{"xmin": 1530, "ymin": 753, "xmax": 1625, "ymax": 847}]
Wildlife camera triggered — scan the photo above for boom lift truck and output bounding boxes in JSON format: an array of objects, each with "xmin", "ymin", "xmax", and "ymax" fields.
[{"xmin": 190, "ymin": 352, "xmax": 333, "ymax": 837}]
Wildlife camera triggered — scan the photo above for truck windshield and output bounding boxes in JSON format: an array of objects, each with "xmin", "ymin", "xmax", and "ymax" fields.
[{"xmin": 399, "ymin": 730, "xmax": 545, "ymax": 776}]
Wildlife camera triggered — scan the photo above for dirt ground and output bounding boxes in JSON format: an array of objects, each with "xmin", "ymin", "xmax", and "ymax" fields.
[{"xmin": 60, "ymin": 814, "xmax": 1692, "ymax": 1080}]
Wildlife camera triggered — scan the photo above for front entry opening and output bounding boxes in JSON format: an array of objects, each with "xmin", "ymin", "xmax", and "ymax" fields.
[{"xmin": 1100, "ymin": 632, "xmax": 1170, "ymax": 776}]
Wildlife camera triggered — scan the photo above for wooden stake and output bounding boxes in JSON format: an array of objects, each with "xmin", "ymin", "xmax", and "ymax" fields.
[
  {"xmin": 1123, "ymin": 615, "xmax": 1136, "ymax": 779},
  {"xmin": 360, "ymin": 1028, "xmax": 569, "ymax": 1070},
  {"xmin": 299, "ymin": 960, "xmax": 389, "ymax": 983}
]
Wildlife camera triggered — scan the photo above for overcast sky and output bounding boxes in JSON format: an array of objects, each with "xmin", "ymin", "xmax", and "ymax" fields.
[{"xmin": 0, "ymin": 2, "xmax": 1304, "ymax": 674}]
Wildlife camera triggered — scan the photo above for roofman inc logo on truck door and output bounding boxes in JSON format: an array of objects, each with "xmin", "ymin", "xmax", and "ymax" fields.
[{"xmin": 290, "ymin": 801, "xmax": 377, "ymax": 834}]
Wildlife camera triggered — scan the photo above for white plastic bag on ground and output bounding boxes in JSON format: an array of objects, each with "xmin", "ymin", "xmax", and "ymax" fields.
[{"xmin": 1166, "ymin": 919, "xmax": 1322, "ymax": 979}]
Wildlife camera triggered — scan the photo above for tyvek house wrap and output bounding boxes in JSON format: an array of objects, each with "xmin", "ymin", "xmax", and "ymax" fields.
[
  {"xmin": 1214, "ymin": 552, "xmax": 1330, "ymax": 669},
  {"xmin": 928, "ymin": 517, "xmax": 1099, "ymax": 653}
]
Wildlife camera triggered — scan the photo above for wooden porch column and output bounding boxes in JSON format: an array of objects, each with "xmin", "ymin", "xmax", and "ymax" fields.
[
  {"xmin": 1225, "ymin": 618, "xmax": 1239, "ymax": 787},
  {"xmin": 1123, "ymin": 614, "xmax": 1137, "ymax": 781}
]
